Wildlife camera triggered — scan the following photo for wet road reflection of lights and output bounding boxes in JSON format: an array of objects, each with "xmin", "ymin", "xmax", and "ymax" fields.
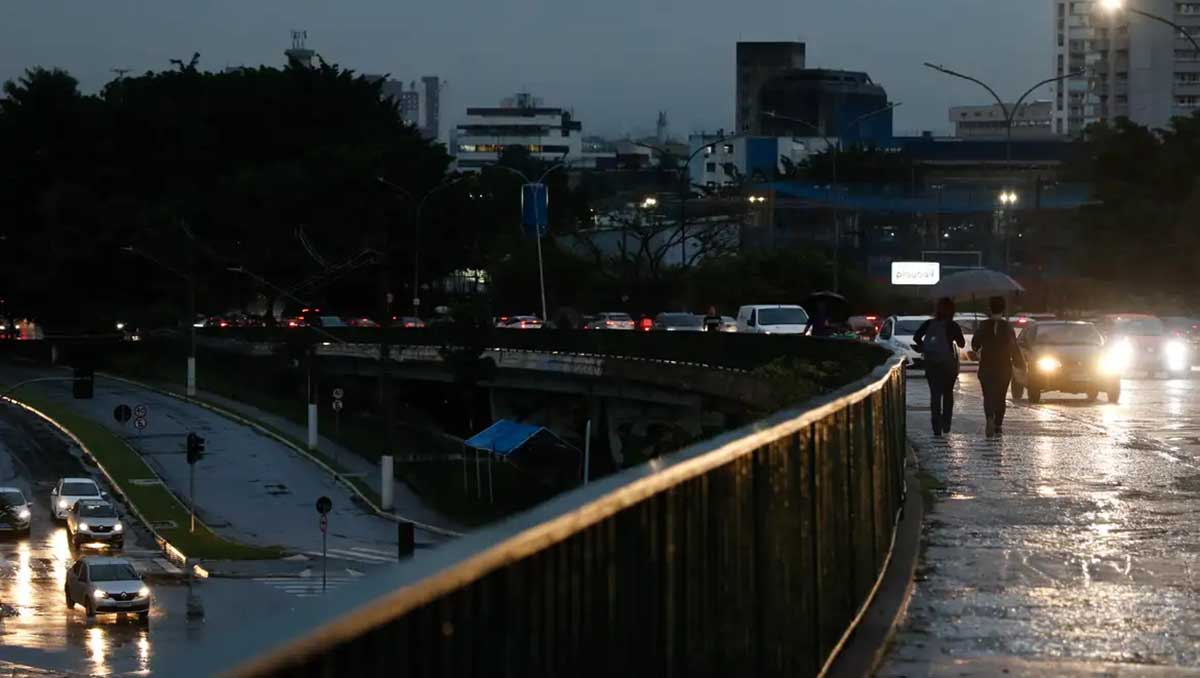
[
  {"xmin": 87, "ymin": 627, "xmax": 109, "ymax": 675},
  {"xmin": 138, "ymin": 632, "xmax": 151, "ymax": 673}
]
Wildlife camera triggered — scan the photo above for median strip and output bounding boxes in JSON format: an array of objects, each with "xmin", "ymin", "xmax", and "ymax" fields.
[{"xmin": 1, "ymin": 389, "xmax": 282, "ymax": 561}]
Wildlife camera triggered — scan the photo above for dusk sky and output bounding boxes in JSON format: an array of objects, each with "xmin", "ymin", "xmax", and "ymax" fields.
[{"xmin": 2, "ymin": 0, "xmax": 1053, "ymax": 139}]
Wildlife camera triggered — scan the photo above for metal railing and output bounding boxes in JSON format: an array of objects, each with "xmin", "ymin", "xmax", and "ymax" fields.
[{"xmin": 209, "ymin": 352, "xmax": 906, "ymax": 678}]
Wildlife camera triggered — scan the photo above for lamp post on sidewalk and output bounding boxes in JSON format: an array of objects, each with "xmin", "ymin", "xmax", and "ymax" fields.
[
  {"xmin": 1100, "ymin": 0, "xmax": 1200, "ymax": 53},
  {"xmin": 763, "ymin": 103, "xmax": 901, "ymax": 292}
]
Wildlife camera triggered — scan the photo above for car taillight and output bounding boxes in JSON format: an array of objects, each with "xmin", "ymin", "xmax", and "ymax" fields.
[
  {"xmin": 404, "ymin": 322, "xmax": 416, "ymax": 328},
  {"xmin": 605, "ymin": 321, "xmax": 614, "ymax": 328}
]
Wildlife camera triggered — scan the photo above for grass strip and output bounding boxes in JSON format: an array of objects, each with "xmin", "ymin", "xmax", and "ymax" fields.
[{"xmin": 8, "ymin": 389, "xmax": 282, "ymax": 560}]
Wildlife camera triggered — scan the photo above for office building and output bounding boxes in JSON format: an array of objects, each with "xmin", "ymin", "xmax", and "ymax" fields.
[
  {"xmin": 688, "ymin": 134, "xmax": 833, "ymax": 188},
  {"xmin": 1053, "ymin": 0, "xmax": 1200, "ymax": 135},
  {"xmin": 755, "ymin": 69, "xmax": 893, "ymax": 145},
  {"xmin": 737, "ymin": 42, "xmax": 807, "ymax": 134},
  {"xmin": 951, "ymin": 101, "xmax": 1055, "ymax": 139},
  {"xmin": 455, "ymin": 92, "xmax": 583, "ymax": 171}
]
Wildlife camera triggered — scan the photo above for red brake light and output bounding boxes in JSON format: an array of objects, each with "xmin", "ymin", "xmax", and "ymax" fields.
[
  {"xmin": 404, "ymin": 322, "xmax": 416, "ymax": 328},
  {"xmin": 287, "ymin": 320, "xmax": 298, "ymax": 328},
  {"xmin": 866, "ymin": 315, "xmax": 878, "ymax": 321},
  {"xmin": 219, "ymin": 320, "xmax": 229, "ymax": 328}
]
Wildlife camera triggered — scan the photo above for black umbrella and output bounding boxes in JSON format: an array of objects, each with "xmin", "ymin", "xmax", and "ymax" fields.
[{"xmin": 803, "ymin": 290, "xmax": 849, "ymax": 321}]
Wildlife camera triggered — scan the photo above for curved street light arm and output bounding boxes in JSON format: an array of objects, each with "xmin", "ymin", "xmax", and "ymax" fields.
[
  {"xmin": 848, "ymin": 102, "xmax": 903, "ymax": 133},
  {"xmin": 1127, "ymin": 7, "xmax": 1200, "ymax": 53},
  {"xmin": 923, "ymin": 62, "xmax": 1008, "ymax": 118},
  {"xmin": 1011, "ymin": 71, "xmax": 1087, "ymax": 124}
]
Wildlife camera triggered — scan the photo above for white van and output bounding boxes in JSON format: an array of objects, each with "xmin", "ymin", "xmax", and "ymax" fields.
[{"xmin": 736, "ymin": 305, "xmax": 810, "ymax": 335}]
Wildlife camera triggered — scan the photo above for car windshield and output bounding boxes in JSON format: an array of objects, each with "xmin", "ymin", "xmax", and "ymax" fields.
[
  {"xmin": 758, "ymin": 308, "xmax": 808, "ymax": 326},
  {"xmin": 1037, "ymin": 324, "xmax": 1103, "ymax": 346},
  {"xmin": 1115, "ymin": 318, "xmax": 1165, "ymax": 336},
  {"xmin": 660, "ymin": 314, "xmax": 702, "ymax": 327},
  {"xmin": 320, "ymin": 316, "xmax": 346, "ymax": 327},
  {"xmin": 895, "ymin": 319, "xmax": 928, "ymax": 334},
  {"xmin": 88, "ymin": 563, "xmax": 139, "ymax": 582},
  {"xmin": 62, "ymin": 481, "xmax": 99, "ymax": 496},
  {"xmin": 604, "ymin": 313, "xmax": 632, "ymax": 322},
  {"xmin": 78, "ymin": 503, "xmax": 116, "ymax": 518},
  {"xmin": 0, "ymin": 490, "xmax": 24, "ymax": 507}
]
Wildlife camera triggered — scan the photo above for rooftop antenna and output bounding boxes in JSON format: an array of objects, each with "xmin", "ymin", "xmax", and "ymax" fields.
[{"xmin": 112, "ymin": 68, "xmax": 131, "ymax": 79}]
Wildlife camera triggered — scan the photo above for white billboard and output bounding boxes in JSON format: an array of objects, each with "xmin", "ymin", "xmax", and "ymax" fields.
[{"xmin": 891, "ymin": 261, "xmax": 941, "ymax": 286}]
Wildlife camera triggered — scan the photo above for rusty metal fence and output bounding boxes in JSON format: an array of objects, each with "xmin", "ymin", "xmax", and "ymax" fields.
[{"xmin": 210, "ymin": 352, "xmax": 906, "ymax": 678}]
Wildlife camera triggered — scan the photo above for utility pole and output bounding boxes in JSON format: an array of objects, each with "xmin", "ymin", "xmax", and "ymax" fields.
[
  {"xmin": 186, "ymin": 224, "xmax": 197, "ymax": 397},
  {"xmin": 379, "ymin": 219, "xmax": 395, "ymax": 511}
]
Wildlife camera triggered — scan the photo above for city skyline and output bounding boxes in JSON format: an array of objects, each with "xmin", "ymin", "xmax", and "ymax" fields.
[{"xmin": 1, "ymin": 0, "xmax": 1055, "ymax": 138}]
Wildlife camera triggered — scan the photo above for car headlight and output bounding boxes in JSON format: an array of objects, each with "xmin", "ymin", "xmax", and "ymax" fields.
[
  {"xmin": 78, "ymin": 522, "xmax": 89, "ymax": 532},
  {"xmin": 1102, "ymin": 340, "xmax": 1134, "ymax": 374},
  {"xmin": 1036, "ymin": 356, "xmax": 1062, "ymax": 373},
  {"xmin": 113, "ymin": 522, "xmax": 123, "ymax": 532},
  {"xmin": 1166, "ymin": 340, "xmax": 1188, "ymax": 370},
  {"xmin": 138, "ymin": 586, "xmax": 151, "ymax": 599},
  {"xmin": 17, "ymin": 508, "xmax": 30, "ymax": 520},
  {"xmin": 58, "ymin": 499, "xmax": 69, "ymax": 510},
  {"xmin": 93, "ymin": 589, "xmax": 109, "ymax": 600}
]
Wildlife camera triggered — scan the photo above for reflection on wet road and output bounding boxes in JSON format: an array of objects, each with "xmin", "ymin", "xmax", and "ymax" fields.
[{"xmin": 882, "ymin": 372, "xmax": 1200, "ymax": 674}]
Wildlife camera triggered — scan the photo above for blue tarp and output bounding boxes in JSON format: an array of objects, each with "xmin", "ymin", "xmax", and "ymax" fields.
[{"xmin": 464, "ymin": 420, "xmax": 547, "ymax": 458}]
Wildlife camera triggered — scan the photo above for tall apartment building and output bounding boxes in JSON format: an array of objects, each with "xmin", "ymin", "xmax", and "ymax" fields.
[
  {"xmin": 1054, "ymin": 0, "xmax": 1200, "ymax": 136},
  {"xmin": 736, "ymin": 42, "xmax": 807, "ymax": 134}
]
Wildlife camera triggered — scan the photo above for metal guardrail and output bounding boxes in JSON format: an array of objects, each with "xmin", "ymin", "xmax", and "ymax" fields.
[{"xmin": 211, "ymin": 353, "xmax": 907, "ymax": 678}]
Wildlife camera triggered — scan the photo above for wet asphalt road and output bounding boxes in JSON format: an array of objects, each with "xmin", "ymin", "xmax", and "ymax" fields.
[
  {"xmin": 0, "ymin": 399, "xmax": 382, "ymax": 677},
  {"xmin": 882, "ymin": 370, "xmax": 1200, "ymax": 676}
]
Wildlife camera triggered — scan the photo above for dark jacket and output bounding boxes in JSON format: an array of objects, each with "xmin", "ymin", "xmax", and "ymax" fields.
[
  {"xmin": 913, "ymin": 319, "xmax": 966, "ymax": 364},
  {"xmin": 972, "ymin": 317, "xmax": 1026, "ymax": 377}
]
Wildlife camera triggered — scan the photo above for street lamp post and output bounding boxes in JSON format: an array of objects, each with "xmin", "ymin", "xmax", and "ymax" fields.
[
  {"xmin": 634, "ymin": 135, "xmax": 740, "ymax": 271},
  {"xmin": 997, "ymin": 190, "xmax": 1019, "ymax": 271},
  {"xmin": 922, "ymin": 64, "xmax": 1086, "ymax": 171},
  {"xmin": 489, "ymin": 161, "xmax": 571, "ymax": 324},
  {"xmin": 763, "ymin": 103, "xmax": 901, "ymax": 292},
  {"xmin": 1100, "ymin": 0, "xmax": 1200, "ymax": 53},
  {"xmin": 379, "ymin": 175, "xmax": 474, "ymax": 319},
  {"xmin": 121, "ymin": 240, "xmax": 196, "ymax": 396}
]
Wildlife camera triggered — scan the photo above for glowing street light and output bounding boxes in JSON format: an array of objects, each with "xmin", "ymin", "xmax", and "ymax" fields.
[
  {"xmin": 640, "ymin": 196, "xmax": 659, "ymax": 209},
  {"xmin": 998, "ymin": 190, "xmax": 1019, "ymax": 206},
  {"xmin": 747, "ymin": 195, "xmax": 767, "ymax": 204},
  {"xmin": 1098, "ymin": 0, "xmax": 1200, "ymax": 53}
]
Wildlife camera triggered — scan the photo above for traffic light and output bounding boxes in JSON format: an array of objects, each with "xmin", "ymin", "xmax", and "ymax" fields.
[
  {"xmin": 72, "ymin": 367, "xmax": 94, "ymax": 399},
  {"xmin": 186, "ymin": 432, "xmax": 206, "ymax": 465}
]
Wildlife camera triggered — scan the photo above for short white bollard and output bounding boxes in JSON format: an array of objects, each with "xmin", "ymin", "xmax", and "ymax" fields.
[{"xmin": 381, "ymin": 455, "xmax": 394, "ymax": 511}]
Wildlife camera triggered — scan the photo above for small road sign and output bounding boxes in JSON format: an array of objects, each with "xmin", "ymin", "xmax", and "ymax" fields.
[
  {"xmin": 332, "ymin": 400, "xmax": 344, "ymax": 412},
  {"xmin": 315, "ymin": 496, "xmax": 332, "ymax": 515},
  {"xmin": 133, "ymin": 404, "xmax": 149, "ymax": 419},
  {"xmin": 332, "ymin": 387, "xmax": 344, "ymax": 400},
  {"xmin": 134, "ymin": 417, "xmax": 148, "ymax": 431},
  {"xmin": 113, "ymin": 404, "xmax": 132, "ymax": 424}
]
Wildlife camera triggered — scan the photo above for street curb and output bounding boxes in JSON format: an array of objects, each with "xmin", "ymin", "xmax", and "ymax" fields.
[
  {"xmin": 101, "ymin": 373, "xmax": 464, "ymax": 538},
  {"xmin": 0, "ymin": 395, "xmax": 193, "ymax": 571},
  {"xmin": 824, "ymin": 449, "xmax": 925, "ymax": 678}
]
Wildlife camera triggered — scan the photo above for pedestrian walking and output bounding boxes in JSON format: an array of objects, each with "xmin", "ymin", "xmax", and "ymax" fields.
[
  {"xmin": 806, "ymin": 300, "xmax": 831, "ymax": 337},
  {"xmin": 912, "ymin": 297, "xmax": 966, "ymax": 436},
  {"xmin": 703, "ymin": 306, "xmax": 722, "ymax": 332},
  {"xmin": 971, "ymin": 296, "xmax": 1025, "ymax": 437}
]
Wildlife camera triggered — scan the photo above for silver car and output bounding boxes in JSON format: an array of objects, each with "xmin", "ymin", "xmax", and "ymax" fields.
[
  {"xmin": 50, "ymin": 477, "xmax": 103, "ymax": 521},
  {"xmin": 0, "ymin": 487, "xmax": 32, "ymax": 537},
  {"xmin": 65, "ymin": 556, "xmax": 151, "ymax": 622},
  {"xmin": 67, "ymin": 499, "xmax": 125, "ymax": 550}
]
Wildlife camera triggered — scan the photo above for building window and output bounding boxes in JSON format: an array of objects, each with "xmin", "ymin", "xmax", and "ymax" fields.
[
  {"xmin": 705, "ymin": 162, "xmax": 717, "ymax": 173},
  {"xmin": 1177, "ymin": 49, "xmax": 1200, "ymax": 61},
  {"xmin": 1178, "ymin": 95, "xmax": 1199, "ymax": 107},
  {"xmin": 722, "ymin": 144, "xmax": 734, "ymax": 154},
  {"xmin": 1181, "ymin": 3, "xmax": 1200, "ymax": 14},
  {"xmin": 1177, "ymin": 72, "xmax": 1200, "ymax": 83},
  {"xmin": 1058, "ymin": 2, "xmax": 1065, "ymax": 16}
]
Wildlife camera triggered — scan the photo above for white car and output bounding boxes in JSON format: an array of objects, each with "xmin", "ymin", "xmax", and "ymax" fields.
[
  {"xmin": 0, "ymin": 486, "xmax": 32, "ymax": 537},
  {"xmin": 736, "ymin": 305, "xmax": 810, "ymax": 334},
  {"xmin": 878, "ymin": 315, "xmax": 975, "ymax": 366},
  {"xmin": 65, "ymin": 556, "xmax": 151, "ymax": 622},
  {"xmin": 586, "ymin": 312, "xmax": 636, "ymax": 330},
  {"xmin": 67, "ymin": 499, "xmax": 125, "ymax": 550},
  {"xmin": 51, "ymin": 478, "xmax": 103, "ymax": 521}
]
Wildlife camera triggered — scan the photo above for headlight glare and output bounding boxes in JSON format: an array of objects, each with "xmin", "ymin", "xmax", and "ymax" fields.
[
  {"xmin": 93, "ymin": 589, "xmax": 108, "ymax": 600},
  {"xmin": 138, "ymin": 586, "xmax": 151, "ymax": 599},
  {"xmin": 1036, "ymin": 356, "xmax": 1062, "ymax": 373},
  {"xmin": 113, "ymin": 522, "xmax": 123, "ymax": 532},
  {"xmin": 78, "ymin": 522, "xmax": 89, "ymax": 532},
  {"xmin": 17, "ymin": 508, "xmax": 30, "ymax": 520},
  {"xmin": 58, "ymin": 499, "xmax": 69, "ymax": 510},
  {"xmin": 1166, "ymin": 340, "xmax": 1188, "ymax": 370}
]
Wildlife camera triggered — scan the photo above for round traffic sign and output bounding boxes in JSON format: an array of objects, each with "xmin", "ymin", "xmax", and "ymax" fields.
[
  {"xmin": 113, "ymin": 404, "xmax": 132, "ymax": 424},
  {"xmin": 332, "ymin": 400, "xmax": 344, "ymax": 412},
  {"xmin": 315, "ymin": 496, "xmax": 332, "ymax": 515},
  {"xmin": 134, "ymin": 417, "xmax": 148, "ymax": 431},
  {"xmin": 133, "ymin": 404, "xmax": 149, "ymax": 419},
  {"xmin": 332, "ymin": 387, "xmax": 344, "ymax": 400}
]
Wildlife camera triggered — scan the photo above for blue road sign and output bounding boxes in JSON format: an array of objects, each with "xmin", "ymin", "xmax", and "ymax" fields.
[{"xmin": 521, "ymin": 183, "xmax": 549, "ymax": 237}]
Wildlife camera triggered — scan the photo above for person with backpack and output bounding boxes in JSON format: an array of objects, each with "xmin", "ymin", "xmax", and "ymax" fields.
[
  {"xmin": 912, "ymin": 297, "xmax": 966, "ymax": 437},
  {"xmin": 971, "ymin": 296, "xmax": 1026, "ymax": 437}
]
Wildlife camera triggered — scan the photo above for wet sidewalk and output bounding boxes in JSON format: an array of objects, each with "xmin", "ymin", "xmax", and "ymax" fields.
[{"xmin": 881, "ymin": 372, "xmax": 1200, "ymax": 676}]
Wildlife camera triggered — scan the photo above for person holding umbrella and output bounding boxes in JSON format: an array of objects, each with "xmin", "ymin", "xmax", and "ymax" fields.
[
  {"xmin": 912, "ymin": 297, "xmax": 966, "ymax": 436},
  {"xmin": 972, "ymin": 296, "xmax": 1026, "ymax": 437}
]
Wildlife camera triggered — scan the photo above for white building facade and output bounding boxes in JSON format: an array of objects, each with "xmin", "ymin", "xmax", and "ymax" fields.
[
  {"xmin": 454, "ymin": 93, "xmax": 583, "ymax": 171},
  {"xmin": 1054, "ymin": 0, "xmax": 1200, "ymax": 136},
  {"xmin": 950, "ymin": 101, "xmax": 1055, "ymax": 139},
  {"xmin": 688, "ymin": 134, "xmax": 835, "ymax": 188}
]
